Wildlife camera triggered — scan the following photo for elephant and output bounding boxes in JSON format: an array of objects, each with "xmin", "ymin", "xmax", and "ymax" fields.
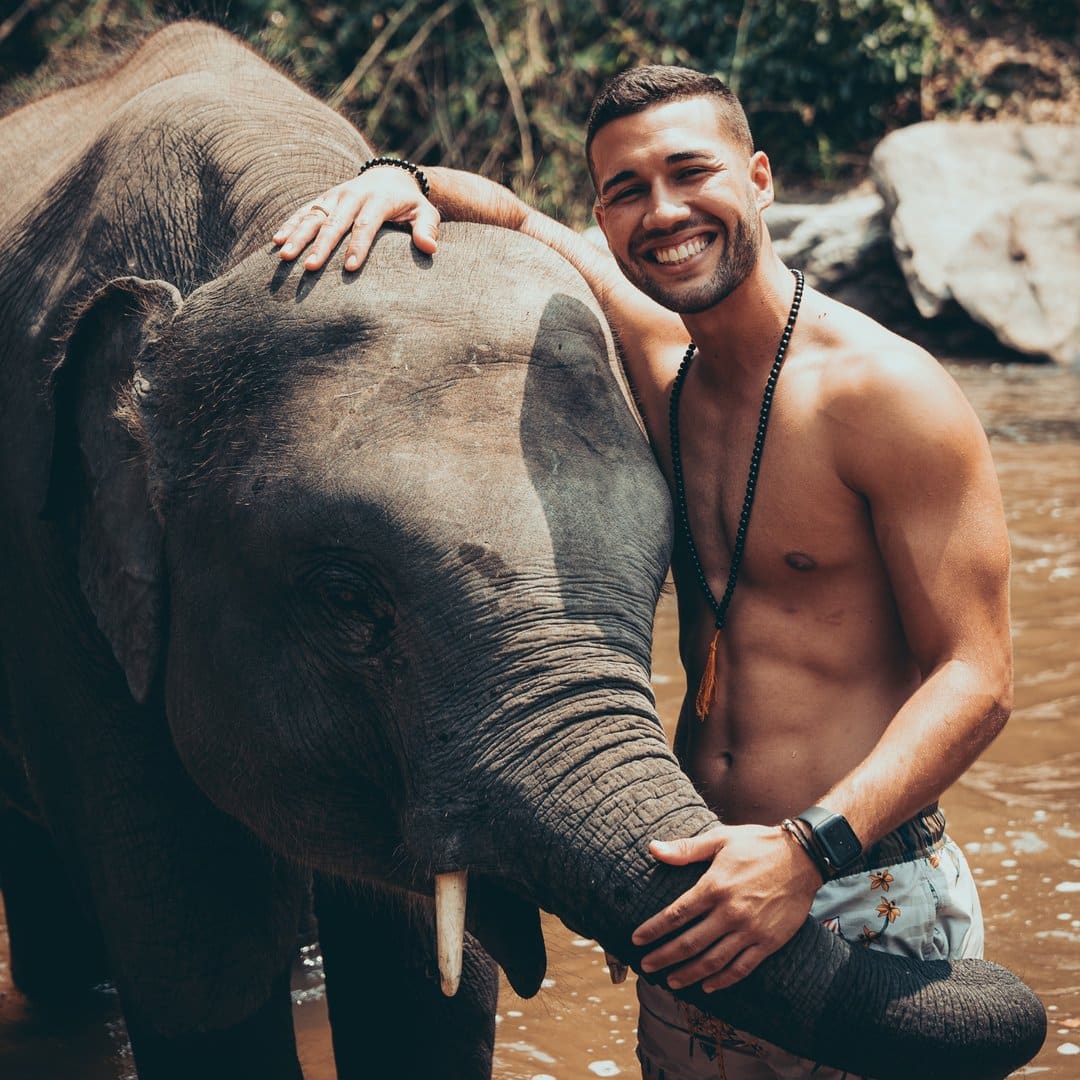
[{"xmin": 0, "ymin": 19, "xmax": 1046, "ymax": 1080}]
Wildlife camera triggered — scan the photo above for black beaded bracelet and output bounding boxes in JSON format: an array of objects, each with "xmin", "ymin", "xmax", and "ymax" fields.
[{"xmin": 357, "ymin": 155, "xmax": 430, "ymax": 197}]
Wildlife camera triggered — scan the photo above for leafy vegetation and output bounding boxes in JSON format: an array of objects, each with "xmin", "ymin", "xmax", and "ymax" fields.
[{"xmin": 1, "ymin": 1, "xmax": 1073, "ymax": 225}]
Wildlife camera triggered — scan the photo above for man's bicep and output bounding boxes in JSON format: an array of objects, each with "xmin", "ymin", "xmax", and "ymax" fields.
[
  {"xmin": 883, "ymin": 454, "xmax": 1009, "ymax": 676},
  {"xmin": 852, "ymin": 367, "xmax": 1011, "ymax": 675}
]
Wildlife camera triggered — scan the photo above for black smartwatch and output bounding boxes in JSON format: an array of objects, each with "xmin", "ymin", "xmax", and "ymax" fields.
[{"xmin": 795, "ymin": 806, "xmax": 862, "ymax": 876}]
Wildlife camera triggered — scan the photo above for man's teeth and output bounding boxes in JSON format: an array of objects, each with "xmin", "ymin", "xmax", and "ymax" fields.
[{"xmin": 653, "ymin": 236, "xmax": 711, "ymax": 265}]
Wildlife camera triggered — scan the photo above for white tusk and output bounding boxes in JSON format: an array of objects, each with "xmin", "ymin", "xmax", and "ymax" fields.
[
  {"xmin": 435, "ymin": 870, "xmax": 468, "ymax": 996},
  {"xmin": 604, "ymin": 951, "xmax": 629, "ymax": 985}
]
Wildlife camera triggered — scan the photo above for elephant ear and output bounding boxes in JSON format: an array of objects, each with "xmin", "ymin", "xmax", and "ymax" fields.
[{"xmin": 44, "ymin": 277, "xmax": 183, "ymax": 704}]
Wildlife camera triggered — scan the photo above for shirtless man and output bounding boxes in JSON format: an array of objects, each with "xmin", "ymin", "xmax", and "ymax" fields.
[{"xmin": 275, "ymin": 67, "xmax": 1012, "ymax": 1078}]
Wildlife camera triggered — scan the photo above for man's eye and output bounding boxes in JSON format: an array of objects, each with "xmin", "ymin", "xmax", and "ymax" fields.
[{"xmin": 608, "ymin": 186, "xmax": 644, "ymax": 204}]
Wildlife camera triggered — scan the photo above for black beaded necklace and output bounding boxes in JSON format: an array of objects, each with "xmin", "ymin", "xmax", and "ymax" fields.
[{"xmin": 669, "ymin": 268, "xmax": 804, "ymax": 719}]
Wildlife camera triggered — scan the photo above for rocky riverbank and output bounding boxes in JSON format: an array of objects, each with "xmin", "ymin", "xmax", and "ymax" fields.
[{"xmin": 770, "ymin": 120, "xmax": 1079, "ymax": 364}]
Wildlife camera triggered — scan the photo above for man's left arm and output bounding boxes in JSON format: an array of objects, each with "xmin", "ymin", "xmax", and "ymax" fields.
[
  {"xmin": 633, "ymin": 345, "xmax": 1012, "ymax": 992},
  {"xmin": 812, "ymin": 347, "xmax": 1012, "ymax": 841}
]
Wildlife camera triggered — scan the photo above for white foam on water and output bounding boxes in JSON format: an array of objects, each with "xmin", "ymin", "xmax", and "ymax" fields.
[
  {"xmin": 1056, "ymin": 882, "xmax": 1080, "ymax": 893},
  {"xmin": 966, "ymin": 841, "xmax": 1007, "ymax": 855},
  {"xmin": 588, "ymin": 1062, "xmax": 621, "ymax": 1076},
  {"xmin": 502, "ymin": 1041, "xmax": 556, "ymax": 1064},
  {"xmin": 1008, "ymin": 832, "xmax": 1049, "ymax": 854},
  {"xmin": 1057, "ymin": 1042, "xmax": 1080, "ymax": 1055}
]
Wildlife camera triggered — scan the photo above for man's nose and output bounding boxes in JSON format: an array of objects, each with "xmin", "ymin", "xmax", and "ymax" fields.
[{"xmin": 643, "ymin": 183, "xmax": 690, "ymax": 231}]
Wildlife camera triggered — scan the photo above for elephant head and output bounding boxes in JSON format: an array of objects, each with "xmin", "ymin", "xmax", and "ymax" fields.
[{"xmin": 45, "ymin": 223, "xmax": 1045, "ymax": 1079}]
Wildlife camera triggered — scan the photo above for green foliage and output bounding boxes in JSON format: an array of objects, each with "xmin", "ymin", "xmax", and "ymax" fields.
[
  {"xmin": 234, "ymin": 0, "xmax": 691, "ymax": 222},
  {"xmin": 6, "ymin": 0, "xmax": 1052, "ymax": 223},
  {"xmin": 662, "ymin": 0, "xmax": 938, "ymax": 182},
  {"xmin": 937, "ymin": 0, "xmax": 1078, "ymax": 39}
]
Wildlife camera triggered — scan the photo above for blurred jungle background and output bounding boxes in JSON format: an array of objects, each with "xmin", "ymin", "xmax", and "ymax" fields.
[{"xmin": 1, "ymin": 0, "xmax": 1077, "ymax": 226}]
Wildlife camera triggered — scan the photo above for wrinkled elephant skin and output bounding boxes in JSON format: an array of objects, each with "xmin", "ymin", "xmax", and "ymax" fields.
[{"xmin": 0, "ymin": 20, "xmax": 1045, "ymax": 1080}]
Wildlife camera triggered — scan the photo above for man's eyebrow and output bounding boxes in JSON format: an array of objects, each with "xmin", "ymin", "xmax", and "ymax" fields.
[
  {"xmin": 599, "ymin": 151, "xmax": 717, "ymax": 197},
  {"xmin": 600, "ymin": 169, "xmax": 638, "ymax": 197}
]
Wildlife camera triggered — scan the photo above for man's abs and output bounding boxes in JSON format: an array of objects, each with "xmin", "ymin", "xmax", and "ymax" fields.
[{"xmin": 675, "ymin": 607, "xmax": 920, "ymax": 825}]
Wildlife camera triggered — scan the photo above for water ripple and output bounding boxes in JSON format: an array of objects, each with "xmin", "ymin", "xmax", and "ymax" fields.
[{"xmin": 962, "ymin": 753, "xmax": 1080, "ymax": 812}]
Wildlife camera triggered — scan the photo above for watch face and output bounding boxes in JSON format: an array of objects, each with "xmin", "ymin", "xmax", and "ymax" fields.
[{"xmin": 817, "ymin": 815, "xmax": 861, "ymax": 868}]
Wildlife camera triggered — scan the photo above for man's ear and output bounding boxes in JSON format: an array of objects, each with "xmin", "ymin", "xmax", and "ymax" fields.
[
  {"xmin": 749, "ymin": 150, "xmax": 775, "ymax": 212},
  {"xmin": 593, "ymin": 199, "xmax": 608, "ymax": 236},
  {"xmin": 44, "ymin": 277, "xmax": 183, "ymax": 704}
]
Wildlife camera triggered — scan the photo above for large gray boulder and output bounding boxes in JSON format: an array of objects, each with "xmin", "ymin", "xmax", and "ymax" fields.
[
  {"xmin": 871, "ymin": 122, "xmax": 1080, "ymax": 364},
  {"xmin": 766, "ymin": 189, "xmax": 918, "ymax": 327}
]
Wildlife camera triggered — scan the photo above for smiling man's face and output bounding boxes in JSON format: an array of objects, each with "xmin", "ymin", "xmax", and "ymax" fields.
[{"xmin": 590, "ymin": 97, "xmax": 772, "ymax": 314}]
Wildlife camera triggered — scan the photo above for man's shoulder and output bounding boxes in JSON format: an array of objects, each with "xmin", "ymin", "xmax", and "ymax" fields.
[
  {"xmin": 797, "ymin": 294, "xmax": 989, "ymax": 494},
  {"xmin": 800, "ymin": 293, "xmax": 954, "ymax": 414}
]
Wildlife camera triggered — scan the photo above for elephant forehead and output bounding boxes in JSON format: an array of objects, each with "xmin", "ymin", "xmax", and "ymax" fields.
[
  {"xmin": 149, "ymin": 228, "xmax": 664, "ymax": 556},
  {"xmin": 275, "ymin": 327, "xmax": 659, "ymax": 537},
  {"xmin": 274, "ymin": 376, "xmax": 656, "ymax": 568},
  {"xmin": 281, "ymin": 323, "xmax": 639, "ymax": 459}
]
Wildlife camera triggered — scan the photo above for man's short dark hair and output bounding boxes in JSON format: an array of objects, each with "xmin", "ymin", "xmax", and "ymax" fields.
[{"xmin": 585, "ymin": 66, "xmax": 754, "ymax": 182}]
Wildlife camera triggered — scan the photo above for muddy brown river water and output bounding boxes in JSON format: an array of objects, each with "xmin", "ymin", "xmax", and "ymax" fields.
[{"xmin": 1, "ymin": 360, "xmax": 1077, "ymax": 1078}]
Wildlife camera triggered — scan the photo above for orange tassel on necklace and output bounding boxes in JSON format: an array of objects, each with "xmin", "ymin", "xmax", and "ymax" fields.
[
  {"xmin": 695, "ymin": 626, "xmax": 722, "ymax": 722},
  {"xmin": 668, "ymin": 270, "xmax": 805, "ymax": 721}
]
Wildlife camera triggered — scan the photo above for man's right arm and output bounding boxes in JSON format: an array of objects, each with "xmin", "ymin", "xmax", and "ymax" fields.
[{"xmin": 273, "ymin": 164, "xmax": 687, "ymax": 422}]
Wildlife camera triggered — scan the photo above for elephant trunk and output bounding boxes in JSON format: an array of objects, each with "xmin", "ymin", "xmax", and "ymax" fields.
[{"xmin": 492, "ymin": 704, "xmax": 1046, "ymax": 1080}]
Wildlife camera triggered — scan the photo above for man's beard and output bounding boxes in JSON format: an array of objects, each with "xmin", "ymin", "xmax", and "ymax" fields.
[{"xmin": 615, "ymin": 208, "xmax": 761, "ymax": 315}]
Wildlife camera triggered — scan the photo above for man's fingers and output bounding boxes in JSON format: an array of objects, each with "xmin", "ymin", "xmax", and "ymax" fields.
[
  {"xmin": 637, "ymin": 908, "xmax": 728, "ymax": 972},
  {"xmin": 700, "ymin": 944, "xmax": 768, "ymax": 993},
  {"xmin": 277, "ymin": 207, "xmax": 338, "ymax": 263},
  {"xmin": 665, "ymin": 935, "xmax": 758, "ymax": 991},
  {"xmin": 410, "ymin": 206, "xmax": 441, "ymax": 255},
  {"xmin": 271, "ymin": 212, "xmax": 303, "ymax": 245},
  {"xmin": 273, "ymin": 202, "xmax": 330, "ymax": 245},
  {"xmin": 274, "ymin": 199, "xmax": 332, "ymax": 247},
  {"xmin": 649, "ymin": 829, "xmax": 726, "ymax": 867},
  {"xmin": 343, "ymin": 214, "xmax": 384, "ymax": 272},
  {"xmin": 300, "ymin": 213, "xmax": 354, "ymax": 271},
  {"xmin": 633, "ymin": 885, "xmax": 714, "ymax": 948},
  {"xmin": 275, "ymin": 216, "xmax": 321, "ymax": 259},
  {"xmin": 275, "ymin": 179, "xmax": 439, "ymax": 272}
]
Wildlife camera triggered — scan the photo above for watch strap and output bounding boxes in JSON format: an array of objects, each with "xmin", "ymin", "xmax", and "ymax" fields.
[
  {"xmin": 795, "ymin": 805, "xmax": 863, "ymax": 876},
  {"xmin": 796, "ymin": 805, "xmax": 836, "ymax": 832}
]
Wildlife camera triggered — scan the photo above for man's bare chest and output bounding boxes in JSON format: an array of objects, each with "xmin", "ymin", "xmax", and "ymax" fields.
[{"xmin": 672, "ymin": 403, "xmax": 871, "ymax": 595}]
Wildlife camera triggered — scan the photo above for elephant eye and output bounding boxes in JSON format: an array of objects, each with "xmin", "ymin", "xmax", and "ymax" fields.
[
  {"xmin": 321, "ymin": 584, "xmax": 361, "ymax": 608},
  {"xmin": 313, "ymin": 579, "xmax": 394, "ymax": 657},
  {"xmin": 295, "ymin": 561, "xmax": 397, "ymax": 660}
]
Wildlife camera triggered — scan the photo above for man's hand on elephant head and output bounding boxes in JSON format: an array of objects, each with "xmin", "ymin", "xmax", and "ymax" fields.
[{"xmin": 273, "ymin": 167, "xmax": 440, "ymax": 273}]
